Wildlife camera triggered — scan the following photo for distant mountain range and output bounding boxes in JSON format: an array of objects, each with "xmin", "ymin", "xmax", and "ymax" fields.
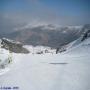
[{"xmin": 1, "ymin": 24, "xmax": 90, "ymax": 48}]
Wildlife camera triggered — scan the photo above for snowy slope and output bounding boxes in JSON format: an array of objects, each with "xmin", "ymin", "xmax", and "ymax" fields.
[
  {"xmin": 0, "ymin": 38, "xmax": 90, "ymax": 90},
  {"xmin": 59, "ymin": 29, "xmax": 90, "ymax": 54}
]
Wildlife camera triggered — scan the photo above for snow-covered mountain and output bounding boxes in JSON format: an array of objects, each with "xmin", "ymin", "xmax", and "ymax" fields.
[
  {"xmin": 0, "ymin": 38, "xmax": 29, "ymax": 53},
  {"xmin": 3, "ymin": 24, "xmax": 89, "ymax": 48},
  {"xmin": 57, "ymin": 29, "xmax": 90, "ymax": 53},
  {"xmin": 0, "ymin": 29, "xmax": 90, "ymax": 90}
]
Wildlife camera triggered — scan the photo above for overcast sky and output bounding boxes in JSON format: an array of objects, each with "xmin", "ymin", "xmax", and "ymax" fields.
[{"xmin": 0, "ymin": 0, "xmax": 90, "ymax": 26}]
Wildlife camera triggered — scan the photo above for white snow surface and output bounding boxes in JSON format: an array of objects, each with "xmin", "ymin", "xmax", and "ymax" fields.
[{"xmin": 0, "ymin": 38, "xmax": 90, "ymax": 90}]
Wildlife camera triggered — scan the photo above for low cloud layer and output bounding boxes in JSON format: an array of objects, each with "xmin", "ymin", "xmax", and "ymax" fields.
[{"xmin": 0, "ymin": 0, "xmax": 90, "ymax": 34}]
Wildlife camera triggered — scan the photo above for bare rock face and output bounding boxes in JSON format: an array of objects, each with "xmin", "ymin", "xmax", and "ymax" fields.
[
  {"xmin": 81, "ymin": 29, "xmax": 90, "ymax": 41},
  {"xmin": 1, "ymin": 38, "xmax": 29, "ymax": 54}
]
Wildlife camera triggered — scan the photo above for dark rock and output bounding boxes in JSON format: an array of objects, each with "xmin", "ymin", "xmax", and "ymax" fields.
[
  {"xmin": 1, "ymin": 38, "xmax": 29, "ymax": 54},
  {"xmin": 81, "ymin": 29, "xmax": 90, "ymax": 41}
]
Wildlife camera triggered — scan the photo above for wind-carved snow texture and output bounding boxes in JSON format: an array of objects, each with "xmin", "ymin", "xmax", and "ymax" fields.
[{"xmin": 0, "ymin": 37, "xmax": 90, "ymax": 90}]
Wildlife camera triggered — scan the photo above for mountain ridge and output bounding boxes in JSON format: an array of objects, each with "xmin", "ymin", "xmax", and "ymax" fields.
[{"xmin": 1, "ymin": 24, "xmax": 90, "ymax": 48}]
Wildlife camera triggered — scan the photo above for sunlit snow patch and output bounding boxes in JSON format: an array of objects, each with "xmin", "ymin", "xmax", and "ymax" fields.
[
  {"xmin": 0, "ymin": 68, "xmax": 10, "ymax": 76},
  {"xmin": 0, "ymin": 48, "xmax": 12, "ymax": 75}
]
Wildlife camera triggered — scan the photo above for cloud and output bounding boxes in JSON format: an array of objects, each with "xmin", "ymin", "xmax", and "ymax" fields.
[{"xmin": 0, "ymin": 0, "xmax": 90, "ymax": 34}]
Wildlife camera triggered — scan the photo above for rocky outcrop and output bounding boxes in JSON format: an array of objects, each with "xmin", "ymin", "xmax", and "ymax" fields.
[
  {"xmin": 81, "ymin": 29, "xmax": 90, "ymax": 41},
  {"xmin": 1, "ymin": 38, "xmax": 29, "ymax": 54}
]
